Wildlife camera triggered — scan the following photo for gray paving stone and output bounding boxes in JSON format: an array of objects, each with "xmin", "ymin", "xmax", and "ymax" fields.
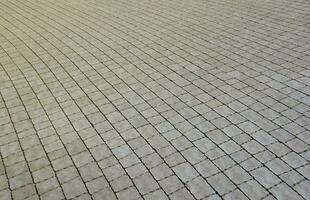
[
  {"xmin": 173, "ymin": 162, "xmax": 199, "ymax": 183},
  {"xmin": 225, "ymin": 166, "xmax": 251, "ymax": 185},
  {"xmin": 133, "ymin": 173, "xmax": 159, "ymax": 194},
  {"xmin": 36, "ymin": 177, "xmax": 59, "ymax": 195},
  {"xmin": 223, "ymin": 189, "xmax": 249, "ymax": 200},
  {"xmin": 280, "ymin": 170, "xmax": 304, "ymax": 186},
  {"xmin": 86, "ymin": 177, "xmax": 109, "ymax": 194},
  {"xmin": 62, "ymin": 177, "xmax": 87, "ymax": 199},
  {"xmin": 252, "ymin": 130, "xmax": 277, "ymax": 145},
  {"xmin": 171, "ymin": 136, "xmax": 193, "ymax": 151},
  {"xmin": 270, "ymin": 183, "xmax": 303, "ymax": 200},
  {"xmin": 222, "ymin": 125, "xmax": 243, "ymax": 137},
  {"xmin": 239, "ymin": 180, "xmax": 268, "ymax": 200},
  {"xmin": 242, "ymin": 140, "xmax": 265, "ymax": 154},
  {"xmin": 93, "ymin": 187, "xmax": 117, "ymax": 200},
  {"xmin": 214, "ymin": 156, "xmax": 236, "ymax": 171},
  {"xmin": 181, "ymin": 147, "xmax": 206, "ymax": 164},
  {"xmin": 266, "ymin": 158, "xmax": 291, "ymax": 175},
  {"xmin": 220, "ymin": 140, "xmax": 242, "ymax": 154},
  {"xmin": 267, "ymin": 142, "xmax": 291, "ymax": 157},
  {"xmin": 79, "ymin": 162, "xmax": 102, "ymax": 182},
  {"xmin": 0, "ymin": 190, "xmax": 11, "ymax": 200},
  {"xmin": 205, "ymin": 148, "xmax": 226, "ymax": 161},
  {"xmin": 110, "ymin": 175, "xmax": 133, "ymax": 192},
  {"xmin": 159, "ymin": 175, "xmax": 184, "ymax": 194},
  {"xmin": 207, "ymin": 173, "xmax": 236, "ymax": 195},
  {"xmin": 10, "ymin": 173, "xmax": 33, "ymax": 189},
  {"xmin": 72, "ymin": 151, "xmax": 94, "ymax": 168},
  {"xmin": 186, "ymin": 176, "xmax": 214, "ymax": 199},
  {"xmin": 169, "ymin": 188, "xmax": 195, "ymax": 200},
  {"xmin": 142, "ymin": 153, "xmax": 163, "ymax": 169},
  {"xmin": 250, "ymin": 167, "xmax": 281, "ymax": 188},
  {"xmin": 150, "ymin": 163, "xmax": 173, "ymax": 180},
  {"xmin": 297, "ymin": 164, "xmax": 310, "ymax": 180},
  {"xmin": 164, "ymin": 152, "xmax": 186, "ymax": 167},
  {"xmin": 126, "ymin": 163, "xmax": 148, "ymax": 178},
  {"xmin": 6, "ymin": 161, "xmax": 28, "ymax": 178},
  {"xmin": 286, "ymin": 138, "xmax": 309, "ymax": 153},
  {"xmin": 144, "ymin": 189, "xmax": 169, "ymax": 200},
  {"xmin": 111, "ymin": 144, "xmax": 132, "ymax": 159},
  {"xmin": 12, "ymin": 184, "xmax": 37, "ymax": 200},
  {"xmin": 32, "ymin": 166, "xmax": 54, "ymax": 183},
  {"xmin": 294, "ymin": 180, "xmax": 310, "ymax": 200},
  {"xmin": 40, "ymin": 187, "xmax": 64, "ymax": 200},
  {"xmin": 1, "ymin": 0, "xmax": 309, "ymax": 198}
]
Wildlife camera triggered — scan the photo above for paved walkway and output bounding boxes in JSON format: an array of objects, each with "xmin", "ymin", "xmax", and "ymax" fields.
[{"xmin": 0, "ymin": 0, "xmax": 310, "ymax": 199}]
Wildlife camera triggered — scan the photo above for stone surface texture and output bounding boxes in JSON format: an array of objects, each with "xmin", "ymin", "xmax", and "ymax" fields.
[{"xmin": 0, "ymin": 0, "xmax": 309, "ymax": 199}]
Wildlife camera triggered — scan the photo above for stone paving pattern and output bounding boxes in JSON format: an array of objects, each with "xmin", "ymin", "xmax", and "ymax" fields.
[{"xmin": 0, "ymin": 0, "xmax": 310, "ymax": 199}]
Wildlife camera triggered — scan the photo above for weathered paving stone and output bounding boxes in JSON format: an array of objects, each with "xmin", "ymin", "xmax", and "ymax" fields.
[
  {"xmin": 186, "ymin": 176, "xmax": 214, "ymax": 199},
  {"xmin": 294, "ymin": 180, "xmax": 310, "ymax": 200},
  {"xmin": 144, "ymin": 190, "xmax": 169, "ymax": 200},
  {"xmin": 169, "ymin": 188, "xmax": 195, "ymax": 200},
  {"xmin": 270, "ymin": 183, "xmax": 304, "ymax": 200},
  {"xmin": 62, "ymin": 177, "xmax": 87, "ymax": 199},
  {"xmin": 208, "ymin": 173, "xmax": 236, "ymax": 195},
  {"xmin": 172, "ymin": 162, "xmax": 199, "ymax": 183},
  {"xmin": 0, "ymin": 0, "xmax": 309, "ymax": 199},
  {"xmin": 133, "ymin": 173, "xmax": 160, "ymax": 195},
  {"xmin": 159, "ymin": 175, "xmax": 184, "ymax": 194},
  {"xmin": 250, "ymin": 167, "xmax": 281, "ymax": 188},
  {"xmin": 223, "ymin": 189, "xmax": 249, "ymax": 200},
  {"xmin": 239, "ymin": 180, "xmax": 269, "ymax": 199}
]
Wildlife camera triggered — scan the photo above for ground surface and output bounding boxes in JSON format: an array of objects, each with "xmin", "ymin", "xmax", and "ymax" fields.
[{"xmin": 0, "ymin": 0, "xmax": 310, "ymax": 199}]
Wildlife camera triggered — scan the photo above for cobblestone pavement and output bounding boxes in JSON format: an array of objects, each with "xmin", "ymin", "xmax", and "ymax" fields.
[{"xmin": 0, "ymin": 0, "xmax": 310, "ymax": 199}]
